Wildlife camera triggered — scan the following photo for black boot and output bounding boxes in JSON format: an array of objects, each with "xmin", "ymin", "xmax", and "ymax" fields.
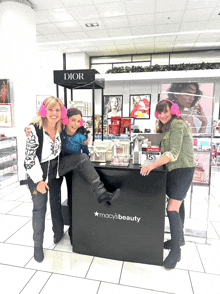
[
  {"xmin": 54, "ymin": 231, "xmax": 64, "ymax": 244},
  {"xmin": 164, "ymin": 201, "xmax": 185, "ymax": 249},
  {"xmin": 90, "ymin": 177, "xmax": 120, "ymax": 204},
  {"xmin": 97, "ymin": 189, "xmax": 120, "ymax": 204},
  {"xmin": 77, "ymin": 157, "xmax": 120, "ymax": 204},
  {"xmin": 34, "ymin": 245, "xmax": 44, "ymax": 262},
  {"xmin": 163, "ymin": 211, "xmax": 182, "ymax": 269},
  {"xmin": 60, "ymin": 153, "xmax": 120, "ymax": 204}
]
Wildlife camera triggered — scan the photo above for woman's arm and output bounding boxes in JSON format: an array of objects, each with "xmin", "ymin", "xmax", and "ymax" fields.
[
  {"xmin": 140, "ymin": 120, "xmax": 185, "ymax": 175},
  {"xmin": 140, "ymin": 154, "xmax": 170, "ymax": 175},
  {"xmin": 130, "ymin": 104, "xmax": 138, "ymax": 118},
  {"xmin": 24, "ymin": 125, "xmax": 44, "ymax": 184}
]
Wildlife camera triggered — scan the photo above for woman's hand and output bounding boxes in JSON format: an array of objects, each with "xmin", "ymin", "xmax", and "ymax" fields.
[
  {"xmin": 84, "ymin": 137, "xmax": 90, "ymax": 146},
  {"xmin": 25, "ymin": 126, "xmax": 31, "ymax": 137},
  {"xmin": 36, "ymin": 181, "xmax": 49, "ymax": 194},
  {"xmin": 140, "ymin": 163, "xmax": 155, "ymax": 176},
  {"xmin": 193, "ymin": 103, "xmax": 208, "ymax": 133}
]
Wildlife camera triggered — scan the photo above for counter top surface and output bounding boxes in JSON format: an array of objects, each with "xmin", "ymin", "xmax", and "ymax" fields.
[{"xmin": 92, "ymin": 161, "xmax": 166, "ymax": 172}]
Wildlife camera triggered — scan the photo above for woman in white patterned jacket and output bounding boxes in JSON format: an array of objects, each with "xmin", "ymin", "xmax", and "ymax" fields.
[{"xmin": 24, "ymin": 96, "xmax": 66, "ymax": 263}]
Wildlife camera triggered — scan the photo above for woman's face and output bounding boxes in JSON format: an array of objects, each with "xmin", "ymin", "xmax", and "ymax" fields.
[
  {"xmin": 46, "ymin": 103, "xmax": 61, "ymax": 124},
  {"xmin": 111, "ymin": 97, "xmax": 118, "ymax": 109},
  {"xmin": 174, "ymin": 84, "xmax": 197, "ymax": 109},
  {"xmin": 158, "ymin": 105, "xmax": 172, "ymax": 125},
  {"xmin": 66, "ymin": 114, "xmax": 82, "ymax": 135},
  {"xmin": 135, "ymin": 96, "xmax": 141, "ymax": 103}
]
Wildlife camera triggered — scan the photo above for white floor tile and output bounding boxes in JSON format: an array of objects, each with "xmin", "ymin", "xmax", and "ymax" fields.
[
  {"xmin": 0, "ymin": 243, "xmax": 33, "ymax": 266},
  {"xmin": 6, "ymin": 219, "xmax": 57, "ymax": 249},
  {"xmin": 196, "ymin": 241, "xmax": 220, "ymax": 274},
  {"xmin": 212, "ymin": 221, "xmax": 220, "ymax": 238},
  {"xmin": 86, "ymin": 257, "xmax": 123, "ymax": 283},
  {"xmin": 17, "ymin": 192, "xmax": 32, "ymax": 203},
  {"xmin": 208, "ymin": 204, "xmax": 220, "ymax": 221},
  {"xmin": 190, "ymin": 271, "xmax": 220, "ymax": 294},
  {"xmin": 164, "ymin": 242, "xmax": 204, "ymax": 272},
  {"xmin": 26, "ymin": 249, "xmax": 94, "ymax": 278},
  {"xmin": 0, "ymin": 173, "xmax": 220, "ymax": 294},
  {"xmin": 40, "ymin": 273, "xmax": 99, "ymax": 294},
  {"xmin": 207, "ymin": 221, "xmax": 219, "ymax": 239},
  {"xmin": 8, "ymin": 202, "xmax": 33, "ymax": 217},
  {"xmin": 0, "ymin": 199, "xmax": 22, "ymax": 213},
  {"xmin": 20, "ymin": 271, "xmax": 51, "ymax": 294},
  {"xmin": 0, "ymin": 264, "xmax": 35, "ymax": 294},
  {"xmin": 120, "ymin": 262, "xmax": 193, "ymax": 294},
  {"xmin": 1, "ymin": 186, "xmax": 29, "ymax": 200},
  {"xmin": 54, "ymin": 231, "xmax": 73, "ymax": 252},
  {"xmin": 0, "ymin": 214, "xmax": 30, "ymax": 242},
  {"xmin": 99, "ymin": 282, "xmax": 167, "ymax": 294}
]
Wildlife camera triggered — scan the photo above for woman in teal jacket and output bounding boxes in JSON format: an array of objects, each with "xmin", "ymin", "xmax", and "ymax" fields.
[{"xmin": 140, "ymin": 99, "xmax": 195, "ymax": 269}]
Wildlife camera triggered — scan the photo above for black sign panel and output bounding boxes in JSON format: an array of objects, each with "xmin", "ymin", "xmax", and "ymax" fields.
[
  {"xmin": 70, "ymin": 164, "xmax": 166, "ymax": 266},
  {"xmin": 53, "ymin": 69, "xmax": 103, "ymax": 89}
]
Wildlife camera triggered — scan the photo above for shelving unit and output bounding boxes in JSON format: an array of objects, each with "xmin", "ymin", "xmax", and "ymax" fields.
[
  {"xmin": 0, "ymin": 136, "xmax": 18, "ymax": 188},
  {"xmin": 98, "ymin": 70, "xmax": 220, "ymax": 242}
]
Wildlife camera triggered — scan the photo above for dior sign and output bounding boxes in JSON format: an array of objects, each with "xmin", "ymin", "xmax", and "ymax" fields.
[
  {"xmin": 64, "ymin": 72, "xmax": 84, "ymax": 80},
  {"xmin": 54, "ymin": 69, "xmax": 99, "ymax": 87}
]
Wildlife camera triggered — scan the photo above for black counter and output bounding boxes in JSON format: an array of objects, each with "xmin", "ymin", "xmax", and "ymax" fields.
[{"xmin": 68, "ymin": 162, "xmax": 166, "ymax": 266}]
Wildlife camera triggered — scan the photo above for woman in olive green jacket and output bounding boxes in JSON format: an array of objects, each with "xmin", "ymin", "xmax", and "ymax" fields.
[{"xmin": 140, "ymin": 99, "xmax": 195, "ymax": 269}]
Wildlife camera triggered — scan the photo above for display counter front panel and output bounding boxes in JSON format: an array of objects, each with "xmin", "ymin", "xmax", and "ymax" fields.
[{"xmin": 71, "ymin": 163, "xmax": 166, "ymax": 266}]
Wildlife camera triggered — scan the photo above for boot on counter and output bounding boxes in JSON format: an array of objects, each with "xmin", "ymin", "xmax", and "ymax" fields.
[
  {"xmin": 91, "ymin": 177, "xmax": 120, "ymax": 204},
  {"xmin": 163, "ymin": 211, "xmax": 182, "ymax": 269},
  {"xmin": 59, "ymin": 153, "xmax": 120, "ymax": 204},
  {"xmin": 97, "ymin": 189, "xmax": 120, "ymax": 204},
  {"xmin": 164, "ymin": 201, "xmax": 185, "ymax": 249}
]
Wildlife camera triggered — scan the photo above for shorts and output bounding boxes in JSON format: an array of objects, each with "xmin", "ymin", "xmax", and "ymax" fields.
[{"xmin": 166, "ymin": 167, "xmax": 195, "ymax": 201}]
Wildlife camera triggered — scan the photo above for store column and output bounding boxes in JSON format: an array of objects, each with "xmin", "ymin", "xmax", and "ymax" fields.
[{"xmin": 0, "ymin": 1, "xmax": 37, "ymax": 181}]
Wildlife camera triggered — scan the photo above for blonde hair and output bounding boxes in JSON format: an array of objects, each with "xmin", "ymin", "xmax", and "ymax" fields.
[{"xmin": 31, "ymin": 96, "xmax": 64, "ymax": 133}]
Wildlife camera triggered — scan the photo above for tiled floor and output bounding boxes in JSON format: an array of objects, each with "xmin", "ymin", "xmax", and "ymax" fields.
[{"xmin": 0, "ymin": 172, "xmax": 220, "ymax": 294}]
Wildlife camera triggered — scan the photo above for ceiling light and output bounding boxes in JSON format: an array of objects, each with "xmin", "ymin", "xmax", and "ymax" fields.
[{"xmin": 85, "ymin": 23, "xmax": 99, "ymax": 27}]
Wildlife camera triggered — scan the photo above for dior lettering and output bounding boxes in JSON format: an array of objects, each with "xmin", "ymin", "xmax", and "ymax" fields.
[{"xmin": 64, "ymin": 73, "xmax": 84, "ymax": 80}]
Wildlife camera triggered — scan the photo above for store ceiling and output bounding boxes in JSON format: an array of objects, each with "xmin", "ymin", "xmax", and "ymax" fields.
[{"xmin": 31, "ymin": 0, "xmax": 220, "ymax": 56}]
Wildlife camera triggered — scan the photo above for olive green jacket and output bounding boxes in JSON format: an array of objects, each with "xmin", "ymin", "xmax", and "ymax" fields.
[{"xmin": 160, "ymin": 119, "xmax": 195, "ymax": 172}]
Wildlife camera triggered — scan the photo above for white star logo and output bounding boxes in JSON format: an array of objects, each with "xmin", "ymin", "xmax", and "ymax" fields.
[{"xmin": 94, "ymin": 211, "xmax": 99, "ymax": 217}]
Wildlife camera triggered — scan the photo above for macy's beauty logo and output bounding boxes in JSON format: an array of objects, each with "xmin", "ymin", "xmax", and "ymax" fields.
[{"xmin": 94, "ymin": 211, "xmax": 141, "ymax": 223}]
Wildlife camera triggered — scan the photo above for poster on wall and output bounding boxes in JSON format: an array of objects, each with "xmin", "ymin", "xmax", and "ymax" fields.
[
  {"xmin": 193, "ymin": 151, "xmax": 210, "ymax": 185},
  {"xmin": 129, "ymin": 94, "xmax": 151, "ymax": 119},
  {"xmin": 104, "ymin": 95, "xmax": 123, "ymax": 118},
  {"xmin": 160, "ymin": 82, "xmax": 214, "ymax": 134},
  {"xmin": 0, "ymin": 104, "xmax": 12, "ymax": 127},
  {"xmin": 0, "ymin": 79, "xmax": 10, "ymax": 104}
]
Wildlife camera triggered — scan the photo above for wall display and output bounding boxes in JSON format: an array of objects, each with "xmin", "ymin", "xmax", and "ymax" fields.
[
  {"xmin": 160, "ymin": 82, "xmax": 214, "ymax": 134},
  {"xmin": 193, "ymin": 151, "xmax": 211, "ymax": 185},
  {"xmin": 68, "ymin": 100, "xmax": 92, "ymax": 117},
  {"xmin": 83, "ymin": 116, "xmax": 93, "ymax": 135},
  {"xmin": 123, "ymin": 117, "xmax": 134, "ymax": 125},
  {"xmin": 0, "ymin": 104, "xmax": 12, "ymax": 127},
  {"xmin": 0, "ymin": 79, "xmax": 10, "ymax": 104},
  {"xmin": 104, "ymin": 95, "xmax": 123, "ymax": 118},
  {"xmin": 129, "ymin": 94, "xmax": 151, "ymax": 119}
]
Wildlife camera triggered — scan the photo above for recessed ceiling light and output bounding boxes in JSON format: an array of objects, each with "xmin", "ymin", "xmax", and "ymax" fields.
[{"xmin": 85, "ymin": 23, "xmax": 99, "ymax": 27}]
